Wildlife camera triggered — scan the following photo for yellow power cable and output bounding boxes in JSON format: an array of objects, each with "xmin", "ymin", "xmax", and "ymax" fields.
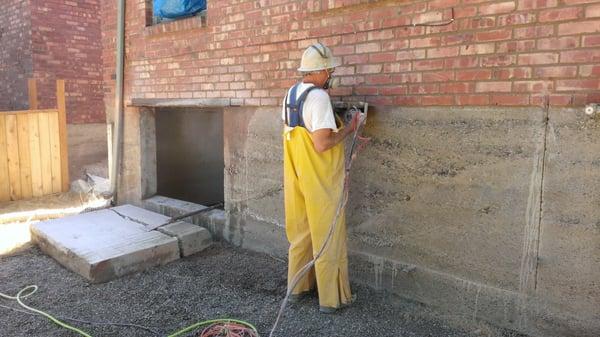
[{"xmin": 0, "ymin": 285, "xmax": 93, "ymax": 337}]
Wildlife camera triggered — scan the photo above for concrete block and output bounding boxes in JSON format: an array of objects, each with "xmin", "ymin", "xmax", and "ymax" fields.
[
  {"xmin": 31, "ymin": 206, "xmax": 180, "ymax": 283},
  {"xmin": 87, "ymin": 174, "xmax": 111, "ymax": 196},
  {"xmin": 142, "ymin": 195, "xmax": 225, "ymax": 234},
  {"xmin": 158, "ymin": 221, "xmax": 212, "ymax": 257},
  {"xmin": 70, "ymin": 179, "xmax": 92, "ymax": 193}
]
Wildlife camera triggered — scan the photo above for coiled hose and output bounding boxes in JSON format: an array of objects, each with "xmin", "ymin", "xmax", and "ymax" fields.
[{"xmin": 0, "ymin": 285, "xmax": 259, "ymax": 337}]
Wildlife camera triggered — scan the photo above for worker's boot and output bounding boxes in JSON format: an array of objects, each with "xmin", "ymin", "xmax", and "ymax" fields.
[
  {"xmin": 319, "ymin": 293, "xmax": 357, "ymax": 314},
  {"xmin": 288, "ymin": 289, "xmax": 314, "ymax": 303}
]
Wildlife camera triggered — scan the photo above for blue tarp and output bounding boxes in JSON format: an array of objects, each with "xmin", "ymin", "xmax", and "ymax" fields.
[
  {"xmin": 153, "ymin": 0, "xmax": 166, "ymax": 16},
  {"xmin": 154, "ymin": 0, "xmax": 206, "ymax": 19}
]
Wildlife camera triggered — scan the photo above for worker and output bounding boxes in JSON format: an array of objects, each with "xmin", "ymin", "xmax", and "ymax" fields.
[{"xmin": 282, "ymin": 42, "xmax": 359, "ymax": 313}]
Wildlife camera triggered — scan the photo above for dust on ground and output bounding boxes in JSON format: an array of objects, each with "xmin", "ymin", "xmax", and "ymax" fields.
[
  {"xmin": 0, "ymin": 243, "xmax": 526, "ymax": 337},
  {"xmin": 0, "ymin": 191, "xmax": 107, "ymax": 224},
  {"xmin": 0, "ymin": 192, "xmax": 109, "ymax": 255}
]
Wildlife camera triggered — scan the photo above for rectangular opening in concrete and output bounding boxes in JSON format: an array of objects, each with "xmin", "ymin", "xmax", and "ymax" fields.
[{"xmin": 155, "ymin": 107, "xmax": 224, "ymax": 206}]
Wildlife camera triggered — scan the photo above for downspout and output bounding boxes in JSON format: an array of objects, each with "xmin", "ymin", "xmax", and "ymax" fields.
[{"xmin": 110, "ymin": 0, "xmax": 126, "ymax": 203}]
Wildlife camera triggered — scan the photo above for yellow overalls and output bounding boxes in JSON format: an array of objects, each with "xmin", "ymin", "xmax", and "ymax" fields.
[{"xmin": 283, "ymin": 123, "xmax": 353, "ymax": 310}]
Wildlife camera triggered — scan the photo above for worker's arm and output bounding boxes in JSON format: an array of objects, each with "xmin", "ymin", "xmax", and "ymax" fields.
[{"xmin": 310, "ymin": 112, "xmax": 359, "ymax": 153}]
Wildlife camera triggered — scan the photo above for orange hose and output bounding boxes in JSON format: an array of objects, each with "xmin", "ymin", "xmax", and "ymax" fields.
[{"xmin": 199, "ymin": 322, "xmax": 258, "ymax": 337}]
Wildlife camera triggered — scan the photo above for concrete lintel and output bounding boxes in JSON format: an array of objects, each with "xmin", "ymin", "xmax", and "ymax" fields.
[{"xmin": 129, "ymin": 98, "xmax": 234, "ymax": 108}]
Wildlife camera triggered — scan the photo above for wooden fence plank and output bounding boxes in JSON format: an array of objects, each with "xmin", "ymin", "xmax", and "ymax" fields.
[
  {"xmin": 17, "ymin": 114, "xmax": 33, "ymax": 199},
  {"xmin": 49, "ymin": 112, "xmax": 62, "ymax": 193},
  {"xmin": 0, "ymin": 116, "xmax": 10, "ymax": 202},
  {"xmin": 56, "ymin": 80, "xmax": 69, "ymax": 192},
  {"xmin": 0, "ymin": 109, "xmax": 57, "ymax": 115},
  {"xmin": 5, "ymin": 115, "xmax": 22, "ymax": 200},
  {"xmin": 0, "ymin": 79, "xmax": 69, "ymax": 201},
  {"xmin": 38, "ymin": 113, "xmax": 53, "ymax": 195},
  {"xmin": 28, "ymin": 113, "xmax": 43, "ymax": 197}
]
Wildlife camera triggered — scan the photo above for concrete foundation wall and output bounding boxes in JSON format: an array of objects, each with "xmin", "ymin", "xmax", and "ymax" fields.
[
  {"xmin": 117, "ymin": 104, "xmax": 599, "ymax": 337},
  {"xmin": 222, "ymin": 105, "xmax": 600, "ymax": 337}
]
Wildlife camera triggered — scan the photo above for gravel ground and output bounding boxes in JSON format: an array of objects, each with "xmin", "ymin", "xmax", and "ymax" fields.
[{"xmin": 0, "ymin": 243, "xmax": 526, "ymax": 337}]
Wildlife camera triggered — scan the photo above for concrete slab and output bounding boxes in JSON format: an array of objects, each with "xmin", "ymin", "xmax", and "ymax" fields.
[
  {"xmin": 142, "ymin": 195, "xmax": 225, "ymax": 234},
  {"xmin": 158, "ymin": 221, "xmax": 212, "ymax": 257},
  {"xmin": 111, "ymin": 204, "xmax": 170, "ymax": 230},
  {"xmin": 31, "ymin": 206, "xmax": 179, "ymax": 283}
]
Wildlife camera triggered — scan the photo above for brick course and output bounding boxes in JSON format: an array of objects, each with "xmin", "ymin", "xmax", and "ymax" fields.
[{"xmin": 102, "ymin": 0, "xmax": 600, "ymax": 110}]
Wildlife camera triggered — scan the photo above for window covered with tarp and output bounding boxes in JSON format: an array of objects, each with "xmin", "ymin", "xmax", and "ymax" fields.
[{"xmin": 153, "ymin": 0, "xmax": 206, "ymax": 21}]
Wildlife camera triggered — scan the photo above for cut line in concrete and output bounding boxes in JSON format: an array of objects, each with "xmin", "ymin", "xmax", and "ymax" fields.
[{"xmin": 142, "ymin": 195, "xmax": 225, "ymax": 235}]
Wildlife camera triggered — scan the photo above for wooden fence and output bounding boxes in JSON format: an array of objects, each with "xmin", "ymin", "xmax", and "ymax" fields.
[{"xmin": 0, "ymin": 79, "xmax": 69, "ymax": 202}]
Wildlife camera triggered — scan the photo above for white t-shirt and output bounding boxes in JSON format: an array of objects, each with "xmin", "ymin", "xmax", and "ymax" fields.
[{"xmin": 281, "ymin": 83, "xmax": 338, "ymax": 133}]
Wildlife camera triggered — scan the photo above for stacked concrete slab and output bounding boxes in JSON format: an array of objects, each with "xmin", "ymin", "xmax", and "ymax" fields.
[{"xmin": 31, "ymin": 205, "xmax": 212, "ymax": 283}]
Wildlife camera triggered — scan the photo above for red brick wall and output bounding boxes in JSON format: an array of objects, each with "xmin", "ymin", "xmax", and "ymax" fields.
[
  {"xmin": 102, "ymin": 0, "xmax": 600, "ymax": 110},
  {"xmin": 30, "ymin": 0, "xmax": 104, "ymax": 123},
  {"xmin": 0, "ymin": 0, "xmax": 33, "ymax": 110},
  {"xmin": 101, "ymin": 0, "xmax": 117, "ymax": 119}
]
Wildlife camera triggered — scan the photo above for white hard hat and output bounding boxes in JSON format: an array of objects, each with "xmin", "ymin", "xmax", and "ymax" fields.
[{"xmin": 297, "ymin": 43, "xmax": 340, "ymax": 72}]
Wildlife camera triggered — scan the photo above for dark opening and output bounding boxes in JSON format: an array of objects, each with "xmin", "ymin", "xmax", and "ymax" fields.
[{"xmin": 155, "ymin": 107, "xmax": 224, "ymax": 206}]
